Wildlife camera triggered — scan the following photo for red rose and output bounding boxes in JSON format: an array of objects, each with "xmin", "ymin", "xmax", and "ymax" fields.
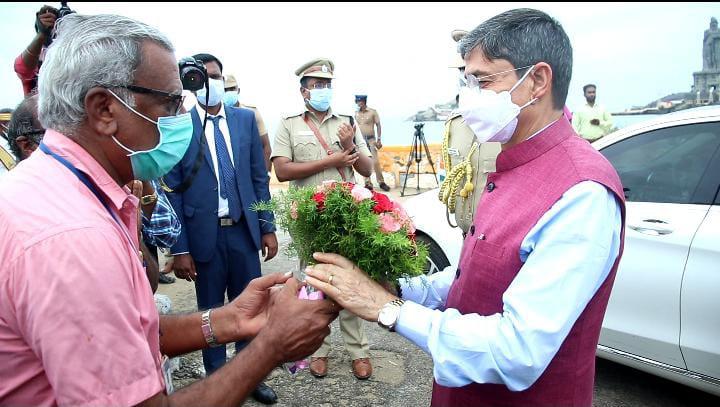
[
  {"xmin": 372, "ymin": 192, "xmax": 394, "ymax": 214},
  {"xmin": 312, "ymin": 192, "xmax": 326, "ymax": 210}
]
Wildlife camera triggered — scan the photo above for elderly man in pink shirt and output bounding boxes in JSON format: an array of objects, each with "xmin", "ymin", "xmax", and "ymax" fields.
[{"xmin": 0, "ymin": 13, "xmax": 336, "ymax": 406}]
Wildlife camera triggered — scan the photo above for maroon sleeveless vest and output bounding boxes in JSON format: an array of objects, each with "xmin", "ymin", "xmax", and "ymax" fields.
[{"xmin": 431, "ymin": 118, "xmax": 626, "ymax": 407}]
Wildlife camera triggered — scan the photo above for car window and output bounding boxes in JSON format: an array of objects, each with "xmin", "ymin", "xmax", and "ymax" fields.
[{"xmin": 600, "ymin": 122, "xmax": 720, "ymax": 204}]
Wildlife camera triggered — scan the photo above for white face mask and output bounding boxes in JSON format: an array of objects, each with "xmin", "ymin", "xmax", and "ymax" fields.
[
  {"xmin": 195, "ymin": 78, "xmax": 225, "ymax": 107},
  {"xmin": 458, "ymin": 66, "xmax": 537, "ymax": 144}
]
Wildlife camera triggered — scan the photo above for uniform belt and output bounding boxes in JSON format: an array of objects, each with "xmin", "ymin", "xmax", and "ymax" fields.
[{"xmin": 219, "ymin": 217, "xmax": 237, "ymax": 226}]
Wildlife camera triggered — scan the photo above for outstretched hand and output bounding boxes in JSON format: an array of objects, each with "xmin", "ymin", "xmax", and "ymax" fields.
[
  {"xmin": 305, "ymin": 252, "xmax": 396, "ymax": 321},
  {"xmin": 256, "ymin": 277, "xmax": 339, "ymax": 363},
  {"xmin": 226, "ymin": 271, "xmax": 293, "ymax": 339}
]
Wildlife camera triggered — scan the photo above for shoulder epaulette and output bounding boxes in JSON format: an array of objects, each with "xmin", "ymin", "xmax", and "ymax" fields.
[{"xmin": 283, "ymin": 112, "xmax": 303, "ymax": 119}]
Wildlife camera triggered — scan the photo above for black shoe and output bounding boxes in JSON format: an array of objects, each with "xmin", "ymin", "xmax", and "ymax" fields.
[
  {"xmin": 252, "ymin": 382, "xmax": 278, "ymax": 405},
  {"xmin": 158, "ymin": 273, "xmax": 176, "ymax": 284},
  {"xmin": 365, "ymin": 183, "xmax": 374, "ymax": 191},
  {"xmin": 379, "ymin": 182, "xmax": 391, "ymax": 192}
]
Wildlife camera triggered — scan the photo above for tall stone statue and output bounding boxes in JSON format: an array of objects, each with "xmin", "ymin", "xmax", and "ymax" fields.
[{"xmin": 703, "ymin": 17, "xmax": 720, "ymax": 70}]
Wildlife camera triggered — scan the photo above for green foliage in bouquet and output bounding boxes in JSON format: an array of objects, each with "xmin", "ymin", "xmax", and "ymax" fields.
[{"xmin": 252, "ymin": 182, "xmax": 427, "ymax": 283}]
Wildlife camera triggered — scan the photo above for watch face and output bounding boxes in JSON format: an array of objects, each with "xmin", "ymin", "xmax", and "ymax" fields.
[{"xmin": 379, "ymin": 305, "xmax": 398, "ymax": 327}]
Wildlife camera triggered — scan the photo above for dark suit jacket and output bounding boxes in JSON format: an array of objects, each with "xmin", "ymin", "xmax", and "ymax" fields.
[{"xmin": 166, "ymin": 106, "xmax": 275, "ymax": 262}]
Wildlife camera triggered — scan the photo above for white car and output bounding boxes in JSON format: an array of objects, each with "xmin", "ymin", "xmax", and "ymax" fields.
[{"xmin": 405, "ymin": 106, "xmax": 720, "ymax": 396}]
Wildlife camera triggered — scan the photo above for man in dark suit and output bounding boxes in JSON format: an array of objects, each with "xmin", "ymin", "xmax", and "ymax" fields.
[{"xmin": 165, "ymin": 53, "xmax": 279, "ymax": 404}]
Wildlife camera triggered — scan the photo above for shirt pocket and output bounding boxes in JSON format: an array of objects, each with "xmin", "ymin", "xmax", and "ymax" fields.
[
  {"xmin": 293, "ymin": 136, "xmax": 321, "ymax": 162},
  {"xmin": 469, "ymin": 238, "xmax": 505, "ymax": 261},
  {"xmin": 467, "ymin": 237, "xmax": 516, "ymax": 287}
]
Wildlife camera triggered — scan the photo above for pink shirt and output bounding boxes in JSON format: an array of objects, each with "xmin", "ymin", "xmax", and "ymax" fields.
[{"xmin": 0, "ymin": 130, "xmax": 164, "ymax": 405}]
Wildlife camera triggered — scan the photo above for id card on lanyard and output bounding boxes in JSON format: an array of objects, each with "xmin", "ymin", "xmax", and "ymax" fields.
[{"xmin": 39, "ymin": 143, "xmax": 137, "ymax": 251}]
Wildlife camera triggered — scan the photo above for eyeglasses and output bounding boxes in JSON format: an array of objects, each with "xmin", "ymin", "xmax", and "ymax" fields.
[
  {"xmin": 120, "ymin": 84, "xmax": 186, "ymax": 115},
  {"xmin": 464, "ymin": 65, "xmax": 534, "ymax": 89},
  {"xmin": 304, "ymin": 82, "xmax": 332, "ymax": 90}
]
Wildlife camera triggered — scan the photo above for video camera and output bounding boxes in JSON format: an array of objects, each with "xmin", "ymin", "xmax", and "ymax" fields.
[
  {"xmin": 178, "ymin": 57, "xmax": 207, "ymax": 91},
  {"xmin": 414, "ymin": 122, "xmax": 425, "ymax": 136}
]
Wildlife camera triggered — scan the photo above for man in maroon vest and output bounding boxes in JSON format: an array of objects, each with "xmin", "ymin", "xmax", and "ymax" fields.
[{"xmin": 306, "ymin": 8, "xmax": 625, "ymax": 407}]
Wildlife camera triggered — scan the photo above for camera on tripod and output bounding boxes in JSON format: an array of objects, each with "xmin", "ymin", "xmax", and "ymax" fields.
[
  {"xmin": 401, "ymin": 122, "xmax": 438, "ymax": 196},
  {"xmin": 178, "ymin": 57, "xmax": 207, "ymax": 91},
  {"xmin": 414, "ymin": 123, "xmax": 425, "ymax": 138}
]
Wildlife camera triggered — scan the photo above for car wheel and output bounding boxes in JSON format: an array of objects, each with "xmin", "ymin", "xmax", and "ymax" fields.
[{"xmin": 416, "ymin": 234, "xmax": 451, "ymax": 276}]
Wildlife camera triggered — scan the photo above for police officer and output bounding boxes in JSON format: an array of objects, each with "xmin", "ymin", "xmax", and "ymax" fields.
[
  {"xmin": 439, "ymin": 29, "xmax": 502, "ymax": 235},
  {"xmin": 271, "ymin": 58, "xmax": 374, "ymax": 379}
]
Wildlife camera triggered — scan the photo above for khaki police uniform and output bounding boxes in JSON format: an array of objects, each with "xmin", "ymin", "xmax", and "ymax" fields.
[
  {"xmin": 271, "ymin": 58, "xmax": 371, "ymax": 362},
  {"xmin": 355, "ymin": 106, "xmax": 385, "ymax": 185},
  {"xmin": 224, "ymin": 74, "xmax": 268, "ymax": 137},
  {"xmin": 441, "ymin": 29, "xmax": 501, "ymax": 234},
  {"xmin": 273, "ymin": 108, "xmax": 371, "ymax": 188},
  {"xmin": 239, "ymin": 103, "xmax": 267, "ymax": 136},
  {"xmin": 444, "ymin": 113, "xmax": 501, "ymax": 233}
]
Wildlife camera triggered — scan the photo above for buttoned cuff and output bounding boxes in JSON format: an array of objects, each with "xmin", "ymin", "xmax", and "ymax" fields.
[{"xmin": 399, "ymin": 277, "xmax": 426, "ymax": 304}]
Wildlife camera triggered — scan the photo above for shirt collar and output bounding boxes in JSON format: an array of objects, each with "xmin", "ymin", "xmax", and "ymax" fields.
[
  {"xmin": 304, "ymin": 106, "xmax": 335, "ymax": 123},
  {"xmin": 42, "ymin": 129, "xmax": 137, "ymax": 211},
  {"xmin": 196, "ymin": 101, "xmax": 226, "ymax": 119},
  {"xmin": 495, "ymin": 117, "xmax": 573, "ymax": 172},
  {"xmin": 526, "ymin": 118, "xmax": 559, "ymax": 141}
]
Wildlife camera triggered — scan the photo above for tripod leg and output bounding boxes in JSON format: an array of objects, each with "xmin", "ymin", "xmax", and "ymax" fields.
[
  {"xmin": 421, "ymin": 134, "xmax": 439, "ymax": 187},
  {"xmin": 401, "ymin": 135, "xmax": 417, "ymax": 196}
]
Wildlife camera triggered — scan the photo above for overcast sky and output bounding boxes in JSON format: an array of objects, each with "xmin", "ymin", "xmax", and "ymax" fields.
[{"xmin": 1, "ymin": 2, "xmax": 717, "ymax": 130}]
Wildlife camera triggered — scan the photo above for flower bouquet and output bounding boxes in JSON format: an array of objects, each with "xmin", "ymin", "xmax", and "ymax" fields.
[{"xmin": 252, "ymin": 181, "xmax": 427, "ymax": 372}]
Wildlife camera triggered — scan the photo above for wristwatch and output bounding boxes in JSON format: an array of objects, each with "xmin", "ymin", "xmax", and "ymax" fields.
[
  {"xmin": 140, "ymin": 192, "xmax": 157, "ymax": 206},
  {"xmin": 377, "ymin": 298, "xmax": 405, "ymax": 332},
  {"xmin": 201, "ymin": 309, "xmax": 221, "ymax": 347}
]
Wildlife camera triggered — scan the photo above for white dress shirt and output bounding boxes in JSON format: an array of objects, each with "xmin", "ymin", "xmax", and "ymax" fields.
[
  {"xmin": 196, "ymin": 102, "xmax": 234, "ymax": 218},
  {"xmin": 396, "ymin": 180, "xmax": 622, "ymax": 391}
]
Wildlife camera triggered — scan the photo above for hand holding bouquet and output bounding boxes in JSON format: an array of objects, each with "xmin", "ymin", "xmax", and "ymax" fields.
[
  {"xmin": 253, "ymin": 181, "xmax": 427, "ymax": 285},
  {"xmin": 253, "ymin": 181, "xmax": 426, "ymax": 374}
]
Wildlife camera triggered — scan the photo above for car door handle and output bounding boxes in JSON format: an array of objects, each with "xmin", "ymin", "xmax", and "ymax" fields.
[{"xmin": 627, "ymin": 219, "xmax": 673, "ymax": 236}]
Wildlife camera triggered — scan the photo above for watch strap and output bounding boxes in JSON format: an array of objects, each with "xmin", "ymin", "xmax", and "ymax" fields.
[{"xmin": 201, "ymin": 309, "xmax": 220, "ymax": 347}]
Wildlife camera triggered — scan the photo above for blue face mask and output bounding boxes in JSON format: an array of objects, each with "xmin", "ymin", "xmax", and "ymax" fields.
[
  {"xmin": 107, "ymin": 89, "xmax": 193, "ymax": 181},
  {"xmin": 196, "ymin": 78, "xmax": 225, "ymax": 107},
  {"xmin": 307, "ymin": 88, "xmax": 332, "ymax": 112},
  {"xmin": 223, "ymin": 90, "xmax": 239, "ymax": 107}
]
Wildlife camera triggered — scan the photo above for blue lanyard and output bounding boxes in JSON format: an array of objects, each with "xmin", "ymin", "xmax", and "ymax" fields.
[{"xmin": 39, "ymin": 143, "xmax": 135, "ymax": 248}]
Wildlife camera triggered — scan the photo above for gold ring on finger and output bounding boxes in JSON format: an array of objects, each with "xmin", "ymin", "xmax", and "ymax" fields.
[{"xmin": 328, "ymin": 274, "xmax": 334, "ymax": 285}]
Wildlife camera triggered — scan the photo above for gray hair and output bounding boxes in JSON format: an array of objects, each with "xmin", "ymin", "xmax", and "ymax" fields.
[
  {"xmin": 38, "ymin": 14, "xmax": 174, "ymax": 134},
  {"xmin": 459, "ymin": 8, "xmax": 572, "ymax": 109}
]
